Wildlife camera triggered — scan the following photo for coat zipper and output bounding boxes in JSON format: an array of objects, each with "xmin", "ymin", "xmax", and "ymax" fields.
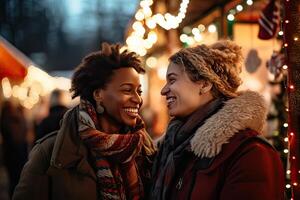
[{"xmin": 176, "ymin": 177, "xmax": 183, "ymax": 190}]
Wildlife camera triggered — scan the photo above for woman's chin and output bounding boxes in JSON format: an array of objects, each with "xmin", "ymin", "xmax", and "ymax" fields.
[
  {"xmin": 168, "ymin": 109, "xmax": 178, "ymax": 117},
  {"xmin": 122, "ymin": 118, "xmax": 137, "ymax": 127},
  {"xmin": 168, "ymin": 110, "xmax": 189, "ymax": 118}
]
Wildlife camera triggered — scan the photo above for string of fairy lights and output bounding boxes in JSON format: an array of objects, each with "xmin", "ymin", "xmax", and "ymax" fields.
[
  {"xmin": 1, "ymin": 65, "xmax": 70, "ymax": 109},
  {"xmin": 282, "ymin": 0, "xmax": 299, "ymax": 198},
  {"xmin": 179, "ymin": 0, "xmax": 254, "ymax": 46},
  {"xmin": 126, "ymin": 0, "xmax": 190, "ymax": 56},
  {"xmin": 126, "ymin": 0, "xmax": 255, "ymax": 57}
]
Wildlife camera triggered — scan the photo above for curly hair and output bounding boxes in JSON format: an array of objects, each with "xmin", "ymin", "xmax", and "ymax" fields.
[
  {"xmin": 169, "ymin": 40, "xmax": 243, "ymax": 98},
  {"xmin": 70, "ymin": 43, "xmax": 144, "ymax": 104}
]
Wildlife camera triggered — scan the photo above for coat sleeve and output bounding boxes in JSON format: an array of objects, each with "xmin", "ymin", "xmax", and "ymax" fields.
[
  {"xmin": 13, "ymin": 143, "xmax": 50, "ymax": 200},
  {"xmin": 220, "ymin": 141, "xmax": 285, "ymax": 200}
]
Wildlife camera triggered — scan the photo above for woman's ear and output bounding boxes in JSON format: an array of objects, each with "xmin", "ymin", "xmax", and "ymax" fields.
[
  {"xmin": 93, "ymin": 89, "xmax": 103, "ymax": 101},
  {"xmin": 199, "ymin": 80, "xmax": 213, "ymax": 94}
]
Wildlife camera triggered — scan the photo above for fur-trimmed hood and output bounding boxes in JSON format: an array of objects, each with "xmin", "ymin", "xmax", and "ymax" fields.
[{"xmin": 190, "ymin": 91, "xmax": 267, "ymax": 158}]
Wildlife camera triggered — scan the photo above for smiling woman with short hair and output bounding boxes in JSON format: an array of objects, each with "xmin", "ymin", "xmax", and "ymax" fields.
[{"xmin": 13, "ymin": 43, "xmax": 156, "ymax": 200}]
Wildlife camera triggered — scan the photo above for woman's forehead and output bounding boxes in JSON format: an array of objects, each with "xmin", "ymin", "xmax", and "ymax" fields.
[{"xmin": 108, "ymin": 68, "xmax": 141, "ymax": 86}]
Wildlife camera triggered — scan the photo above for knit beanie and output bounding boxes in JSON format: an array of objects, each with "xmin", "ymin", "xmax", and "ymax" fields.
[{"xmin": 169, "ymin": 40, "xmax": 243, "ymax": 98}]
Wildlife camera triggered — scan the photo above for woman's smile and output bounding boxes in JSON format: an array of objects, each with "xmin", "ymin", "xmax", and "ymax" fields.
[
  {"xmin": 123, "ymin": 107, "xmax": 139, "ymax": 118},
  {"xmin": 166, "ymin": 96, "xmax": 176, "ymax": 108}
]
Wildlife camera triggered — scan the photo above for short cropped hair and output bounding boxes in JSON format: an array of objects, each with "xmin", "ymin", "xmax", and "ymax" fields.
[{"xmin": 70, "ymin": 43, "xmax": 144, "ymax": 104}]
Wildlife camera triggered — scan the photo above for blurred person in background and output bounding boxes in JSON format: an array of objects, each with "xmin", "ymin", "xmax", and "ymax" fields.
[
  {"xmin": 151, "ymin": 40, "xmax": 284, "ymax": 200},
  {"xmin": 13, "ymin": 43, "xmax": 156, "ymax": 200},
  {"xmin": 0, "ymin": 100, "xmax": 29, "ymax": 198},
  {"xmin": 35, "ymin": 89, "xmax": 69, "ymax": 140}
]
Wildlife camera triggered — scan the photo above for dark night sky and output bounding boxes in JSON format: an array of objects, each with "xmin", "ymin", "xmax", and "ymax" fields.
[{"xmin": 0, "ymin": 0, "xmax": 138, "ymax": 74}]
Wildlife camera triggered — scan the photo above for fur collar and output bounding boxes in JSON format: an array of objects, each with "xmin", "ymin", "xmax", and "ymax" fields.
[{"xmin": 190, "ymin": 91, "xmax": 267, "ymax": 158}]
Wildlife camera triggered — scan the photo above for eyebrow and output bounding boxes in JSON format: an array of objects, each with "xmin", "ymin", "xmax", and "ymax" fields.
[
  {"xmin": 167, "ymin": 73, "xmax": 178, "ymax": 79},
  {"xmin": 120, "ymin": 83, "xmax": 142, "ymax": 87}
]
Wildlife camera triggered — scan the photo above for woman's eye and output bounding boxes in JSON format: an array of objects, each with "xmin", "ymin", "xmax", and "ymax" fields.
[
  {"xmin": 122, "ymin": 89, "xmax": 131, "ymax": 93},
  {"xmin": 169, "ymin": 79, "xmax": 176, "ymax": 84}
]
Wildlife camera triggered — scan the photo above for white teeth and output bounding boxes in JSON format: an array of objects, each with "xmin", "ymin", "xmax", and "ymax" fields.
[
  {"xmin": 166, "ymin": 97, "xmax": 175, "ymax": 104},
  {"xmin": 124, "ymin": 108, "xmax": 138, "ymax": 113}
]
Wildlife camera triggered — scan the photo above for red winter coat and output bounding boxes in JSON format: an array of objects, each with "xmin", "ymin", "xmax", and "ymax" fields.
[
  {"xmin": 152, "ymin": 91, "xmax": 285, "ymax": 200},
  {"xmin": 169, "ymin": 130, "xmax": 285, "ymax": 200}
]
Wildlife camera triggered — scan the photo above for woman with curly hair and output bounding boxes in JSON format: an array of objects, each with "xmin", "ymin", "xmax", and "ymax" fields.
[
  {"xmin": 13, "ymin": 43, "xmax": 156, "ymax": 200},
  {"xmin": 151, "ymin": 40, "xmax": 284, "ymax": 200}
]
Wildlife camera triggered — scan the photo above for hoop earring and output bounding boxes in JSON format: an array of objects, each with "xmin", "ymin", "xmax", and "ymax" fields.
[{"xmin": 96, "ymin": 101, "xmax": 104, "ymax": 114}]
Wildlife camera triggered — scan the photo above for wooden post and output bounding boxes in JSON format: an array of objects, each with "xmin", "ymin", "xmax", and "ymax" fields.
[
  {"xmin": 284, "ymin": 0, "xmax": 300, "ymax": 199},
  {"xmin": 220, "ymin": 6, "xmax": 228, "ymax": 38}
]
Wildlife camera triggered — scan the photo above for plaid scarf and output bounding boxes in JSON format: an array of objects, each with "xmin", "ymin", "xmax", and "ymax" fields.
[
  {"xmin": 78, "ymin": 99, "xmax": 156, "ymax": 200},
  {"xmin": 151, "ymin": 98, "xmax": 224, "ymax": 200}
]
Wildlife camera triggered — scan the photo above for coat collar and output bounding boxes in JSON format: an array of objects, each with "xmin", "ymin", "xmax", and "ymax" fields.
[
  {"xmin": 190, "ymin": 91, "xmax": 267, "ymax": 158},
  {"xmin": 48, "ymin": 106, "xmax": 96, "ymax": 180}
]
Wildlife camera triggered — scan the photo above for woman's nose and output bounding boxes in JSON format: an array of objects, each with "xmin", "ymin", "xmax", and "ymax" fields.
[
  {"xmin": 132, "ymin": 92, "xmax": 143, "ymax": 105},
  {"xmin": 161, "ymin": 84, "xmax": 169, "ymax": 96}
]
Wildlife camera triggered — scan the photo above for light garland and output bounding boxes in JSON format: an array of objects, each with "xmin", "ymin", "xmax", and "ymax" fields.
[
  {"xmin": 152, "ymin": 0, "xmax": 189, "ymax": 30},
  {"xmin": 1, "ymin": 77, "xmax": 12, "ymax": 98},
  {"xmin": 179, "ymin": 0, "xmax": 254, "ymax": 46},
  {"xmin": 1, "ymin": 65, "xmax": 71, "ymax": 109},
  {"xmin": 126, "ymin": 0, "xmax": 190, "ymax": 56},
  {"xmin": 283, "ymin": 0, "xmax": 300, "ymax": 198},
  {"xmin": 136, "ymin": 0, "xmax": 190, "ymax": 30},
  {"xmin": 179, "ymin": 23, "xmax": 218, "ymax": 46}
]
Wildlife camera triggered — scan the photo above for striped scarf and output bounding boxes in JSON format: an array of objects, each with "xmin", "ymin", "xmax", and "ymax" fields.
[{"xmin": 78, "ymin": 99, "xmax": 156, "ymax": 200}]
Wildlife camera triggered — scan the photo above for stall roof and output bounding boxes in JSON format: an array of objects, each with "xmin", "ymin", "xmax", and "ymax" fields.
[
  {"xmin": 180, "ymin": 0, "xmax": 266, "ymax": 27},
  {"xmin": 0, "ymin": 36, "xmax": 30, "ymax": 81},
  {"xmin": 180, "ymin": 0, "xmax": 232, "ymax": 27}
]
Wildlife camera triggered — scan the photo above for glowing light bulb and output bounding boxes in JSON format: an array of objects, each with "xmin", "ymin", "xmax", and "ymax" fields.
[
  {"xmin": 180, "ymin": 34, "xmax": 188, "ymax": 42},
  {"xmin": 146, "ymin": 18, "xmax": 156, "ymax": 29},
  {"xmin": 208, "ymin": 24, "xmax": 217, "ymax": 33},
  {"xmin": 192, "ymin": 28, "xmax": 200, "ymax": 35},
  {"xmin": 282, "ymin": 65, "xmax": 288, "ymax": 69},
  {"xmin": 236, "ymin": 5, "xmax": 243, "ymax": 11},
  {"xmin": 146, "ymin": 57, "xmax": 157, "ymax": 68},
  {"xmin": 227, "ymin": 14, "xmax": 235, "ymax": 21},
  {"xmin": 198, "ymin": 24, "xmax": 205, "ymax": 31},
  {"xmin": 135, "ymin": 10, "xmax": 144, "ymax": 21},
  {"xmin": 247, "ymin": 0, "xmax": 253, "ymax": 5},
  {"xmin": 290, "ymin": 132, "xmax": 294, "ymax": 136},
  {"xmin": 133, "ymin": 21, "xmax": 143, "ymax": 31}
]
